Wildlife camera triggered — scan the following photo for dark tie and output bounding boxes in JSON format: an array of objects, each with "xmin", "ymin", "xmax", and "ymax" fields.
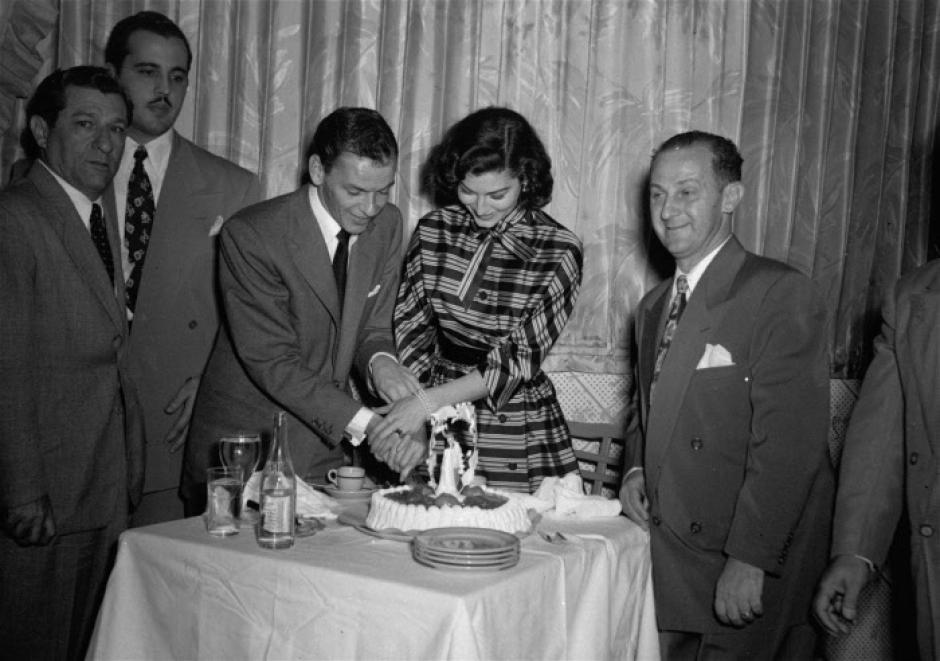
[
  {"xmin": 89, "ymin": 203, "xmax": 114, "ymax": 284},
  {"xmin": 125, "ymin": 145, "xmax": 155, "ymax": 312},
  {"xmin": 651, "ymin": 275, "xmax": 689, "ymax": 385},
  {"xmin": 333, "ymin": 229, "xmax": 350, "ymax": 312}
]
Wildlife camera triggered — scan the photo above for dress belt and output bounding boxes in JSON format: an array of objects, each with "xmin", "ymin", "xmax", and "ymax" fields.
[{"xmin": 437, "ymin": 333, "xmax": 488, "ymax": 367}]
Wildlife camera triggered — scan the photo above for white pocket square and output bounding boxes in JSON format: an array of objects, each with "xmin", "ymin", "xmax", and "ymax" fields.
[
  {"xmin": 208, "ymin": 215, "xmax": 225, "ymax": 237},
  {"xmin": 696, "ymin": 343, "xmax": 735, "ymax": 369},
  {"xmin": 367, "ymin": 284, "xmax": 381, "ymax": 298}
]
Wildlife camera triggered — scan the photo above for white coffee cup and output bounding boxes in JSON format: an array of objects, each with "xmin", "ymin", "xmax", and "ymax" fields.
[{"xmin": 327, "ymin": 465, "xmax": 366, "ymax": 491}]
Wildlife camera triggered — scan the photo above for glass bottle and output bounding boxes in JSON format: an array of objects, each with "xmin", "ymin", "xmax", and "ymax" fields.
[{"xmin": 256, "ymin": 411, "xmax": 296, "ymax": 549}]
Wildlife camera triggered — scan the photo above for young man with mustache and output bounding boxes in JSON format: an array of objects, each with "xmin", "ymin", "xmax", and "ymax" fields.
[{"xmin": 104, "ymin": 11, "xmax": 262, "ymax": 524}]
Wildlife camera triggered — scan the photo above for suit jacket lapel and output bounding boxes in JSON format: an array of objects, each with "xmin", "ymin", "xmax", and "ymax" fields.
[
  {"xmin": 287, "ymin": 189, "xmax": 342, "ymax": 325},
  {"xmin": 645, "ymin": 239, "xmax": 746, "ymax": 484},
  {"xmin": 28, "ymin": 165, "xmax": 123, "ymax": 330}
]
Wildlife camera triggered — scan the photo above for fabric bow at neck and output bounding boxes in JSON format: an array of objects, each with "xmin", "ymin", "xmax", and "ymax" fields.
[{"xmin": 456, "ymin": 205, "xmax": 536, "ymax": 307}]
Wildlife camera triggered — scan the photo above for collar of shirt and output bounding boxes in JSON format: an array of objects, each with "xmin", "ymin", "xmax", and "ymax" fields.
[
  {"xmin": 673, "ymin": 235, "xmax": 732, "ymax": 298},
  {"xmin": 308, "ymin": 184, "xmax": 357, "ymax": 259},
  {"xmin": 38, "ymin": 160, "xmax": 102, "ymax": 231}
]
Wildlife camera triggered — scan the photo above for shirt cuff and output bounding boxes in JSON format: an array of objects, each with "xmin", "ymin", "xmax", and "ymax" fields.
[
  {"xmin": 345, "ymin": 407, "xmax": 375, "ymax": 446},
  {"xmin": 624, "ymin": 466, "xmax": 644, "ymax": 481}
]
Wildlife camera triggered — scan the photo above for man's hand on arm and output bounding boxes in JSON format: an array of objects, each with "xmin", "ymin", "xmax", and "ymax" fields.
[
  {"xmin": 164, "ymin": 377, "xmax": 200, "ymax": 452},
  {"xmin": 714, "ymin": 556, "xmax": 765, "ymax": 627},
  {"xmin": 370, "ymin": 355, "xmax": 420, "ymax": 403},
  {"xmin": 2, "ymin": 495, "xmax": 56, "ymax": 546},
  {"xmin": 619, "ymin": 469, "xmax": 649, "ymax": 530},
  {"xmin": 813, "ymin": 554, "xmax": 872, "ymax": 635}
]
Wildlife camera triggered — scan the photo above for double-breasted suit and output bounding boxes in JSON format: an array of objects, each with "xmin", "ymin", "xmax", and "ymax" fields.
[
  {"xmin": 831, "ymin": 259, "xmax": 940, "ymax": 660},
  {"xmin": 0, "ymin": 163, "xmax": 144, "ymax": 655},
  {"xmin": 629, "ymin": 237, "xmax": 834, "ymax": 635},
  {"xmin": 182, "ymin": 187, "xmax": 402, "ymax": 503},
  {"xmin": 125, "ymin": 132, "xmax": 260, "ymax": 520}
]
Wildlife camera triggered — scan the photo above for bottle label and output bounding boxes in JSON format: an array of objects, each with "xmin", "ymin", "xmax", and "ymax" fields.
[{"xmin": 261, "ymin": 491, "xmax": 292, "ymax": 533}]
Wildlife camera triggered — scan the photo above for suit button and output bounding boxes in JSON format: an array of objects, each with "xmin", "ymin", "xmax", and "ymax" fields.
[
  {"xmin": 920, "ymin": 524, "xmax": 934, "ymax": 537},
  {"xmin": 651, "ymin": 516, "xmax": 661, "ymax": 526},
  {"xmin": 479, "ymin": 291, "xmax": 488, "ymax": 300},
  {"xmin": 188, "ymin": 320, "xmax": 198, "ymax": 329},
  {"xmin": 690, "ymin": 437, "xmax": 703, "ymax": 450},
  {"xmin": 112, "ymin": 335, "xmax": 122, "ymax": 349},
  {"xmin": 498, "ymin": 414, "xmax": 507, "ymax": 423},
  {"xmin": 910, "ymin": 452, "xmax": 919, "ymax": 465},
  {"xmin": 507, "ymin": 462, "xmax": 518, "ymax": 471},
  {"xmin": 690, "ymin": 522, "xmax": 702, "ymax": 534}
]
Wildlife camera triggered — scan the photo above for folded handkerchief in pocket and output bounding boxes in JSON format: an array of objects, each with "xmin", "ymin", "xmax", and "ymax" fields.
[
  {"xmin": 208, "ymin": 215, "xmax": 225, "ymax": 237},
  {"xmin": 696, "ymin": 343, "xmax": 735, "ymax": 369}
]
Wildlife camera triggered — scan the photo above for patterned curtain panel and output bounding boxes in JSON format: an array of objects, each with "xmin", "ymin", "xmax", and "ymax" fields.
[{"xmin": 0, "ymin": 0, "xmax": 937, "ymax": 400}]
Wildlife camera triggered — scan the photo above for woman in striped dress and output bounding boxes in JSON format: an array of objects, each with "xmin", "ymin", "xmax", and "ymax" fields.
[{"xmin": 373, "ymin": 107, "xmax": 583, "ymax": 494}]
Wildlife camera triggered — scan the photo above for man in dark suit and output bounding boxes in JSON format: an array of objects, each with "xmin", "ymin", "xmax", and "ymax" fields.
[
  {"xmin": 0, "ymin": 66, "xmax": 144, "ymax": 660},
  {"xmin": 814, "ymin": 258, "xmax": 939, "ymax": 661},
  {"xmin": 620, "ymin": 131, "xmax": 833, "ymax": 659},
  {"xmin": 103, "ymin": 11, "xmax": 263, "ymax": 525},
  {"xmin": 181, "ymin": 107, "xmax": 421, "ymax": 515}
]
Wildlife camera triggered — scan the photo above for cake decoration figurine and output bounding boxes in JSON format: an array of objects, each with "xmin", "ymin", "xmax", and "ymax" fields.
[{"xmin": 427, "ymin": 402, "xmax": 478, "ymax": 494}]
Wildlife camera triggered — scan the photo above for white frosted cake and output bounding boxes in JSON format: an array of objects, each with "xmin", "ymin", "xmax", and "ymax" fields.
[{"xmin": 365, "ymin": 403, "xmax": 531, "ymax": 534}]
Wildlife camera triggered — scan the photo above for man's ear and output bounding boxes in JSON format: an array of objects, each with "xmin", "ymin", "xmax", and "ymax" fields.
[
  {"xmin": 29, "ymin": 116, "xmax": 50, "ymax": 151},
  {"xmin": 721, "ymin": 181, "xmax": 744, "ymax": 214},
  {"xmin": 308, "ymin": 154, "xmax": 325, "ymax": 186}
]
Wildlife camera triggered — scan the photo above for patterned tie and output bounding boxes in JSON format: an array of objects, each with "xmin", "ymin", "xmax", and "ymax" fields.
[
  {"xmin": 89, "ymin": 203, "xmax": 114, "ymax": 284},
  {"xmin": 125, "ymin": 145, "xmax": 155, "ymax": 313},
  {"xmin": 333, "ymin": 228, "xmax": 350, "ymax": 313},
  {"xmin": 651, "ymin": 275, "xmax": 689, "ymax": 385}
]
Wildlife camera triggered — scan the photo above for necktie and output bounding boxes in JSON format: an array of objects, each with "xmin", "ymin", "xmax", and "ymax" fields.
[
  {"xmin": 89, "ymin": 203, "xmax": 114, "ymax": 284},
  {"xmin": 651, "ymin": 275, "xmax": 689, "ymax": 385},
  {"xmin": 125, "ymin": 145, "xmax": 155, "ymax": 312},
  {"xmin": 333, "ymin": 229, "xmax": 350, "ymax": 312}
]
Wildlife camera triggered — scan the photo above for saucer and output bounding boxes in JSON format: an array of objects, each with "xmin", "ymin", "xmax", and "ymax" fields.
[{"xmin": 317, "ymin": 484, "xmax": 375, "ymax": 502}]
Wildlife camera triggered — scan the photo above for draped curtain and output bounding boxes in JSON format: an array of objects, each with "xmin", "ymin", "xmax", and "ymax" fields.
[{"xmin": 1, "ymin": 0, "xmax": 937, "ymax": 421}]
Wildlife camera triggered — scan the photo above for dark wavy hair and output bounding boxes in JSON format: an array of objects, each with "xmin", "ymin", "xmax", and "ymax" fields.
[
  {"xmin": 652, "ymin": 130, "xmax": 743, "ymax": 188},
  {"xmin": 305, "ymin": 107, "xmax": 398, "ymax": 172},
  {"xmin": 21, "ymin": 66, "xmax": 131, "ymax": 159},
  {"xmin": 424, "ymin": 106, "xmax": 553, "ymax": 209},
  {"xmin": 105, "ymin": 10, "xmax": 193, "ymax": 72}
]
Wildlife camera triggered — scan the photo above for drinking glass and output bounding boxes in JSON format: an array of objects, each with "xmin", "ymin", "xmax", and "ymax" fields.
[{"xmin": 219, "ymin": 433, "xmax": 262, "ymax": 484}]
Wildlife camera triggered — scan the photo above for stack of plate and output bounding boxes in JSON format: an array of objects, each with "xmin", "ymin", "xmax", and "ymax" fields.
[{"xmin": 412, "ymin": 527, "xmax": 520, "ymax": 571}]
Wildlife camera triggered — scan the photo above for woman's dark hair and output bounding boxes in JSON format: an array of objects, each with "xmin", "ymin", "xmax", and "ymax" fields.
[
  {"xmin": 21, "ymin": 66, "xmax": 131, "ymax": 159},
  {"xmin": 424, "ymin": 106, "xmax": 553, "ymax": 209}
]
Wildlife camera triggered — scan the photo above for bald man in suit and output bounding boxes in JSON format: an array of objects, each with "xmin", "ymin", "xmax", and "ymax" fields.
[
  {"xmin": 620, "ymin": 131, "xmax": 833, "ymax": 659},
  {"xmin": 0, "ymin": 66, "xmax": 144, "ymax": 661}
]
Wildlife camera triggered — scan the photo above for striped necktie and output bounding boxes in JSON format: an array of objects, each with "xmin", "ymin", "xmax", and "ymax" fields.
[{"xmin": 651, "ymin": 275, "xmax": 689, "ymax": 385}]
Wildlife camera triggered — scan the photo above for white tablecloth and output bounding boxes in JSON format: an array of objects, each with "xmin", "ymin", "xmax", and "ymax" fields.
[{"xmin": 88, "ymin": 512, "xmax": 659, "ymax": 660}]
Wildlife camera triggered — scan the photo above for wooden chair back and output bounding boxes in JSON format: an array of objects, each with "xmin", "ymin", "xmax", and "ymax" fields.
[{"xmin": 568, "ymin": 421, "xmax": 625, "ymax": 497}]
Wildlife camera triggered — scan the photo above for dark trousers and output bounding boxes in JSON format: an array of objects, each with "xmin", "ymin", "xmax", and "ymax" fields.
[
  {"xmin": 0, "ymin": 520, "xmax": 122, "ymax": 661},
  {"xmin": 659, "ymin": 623, "xmax": 818, "ymax": 661}
]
